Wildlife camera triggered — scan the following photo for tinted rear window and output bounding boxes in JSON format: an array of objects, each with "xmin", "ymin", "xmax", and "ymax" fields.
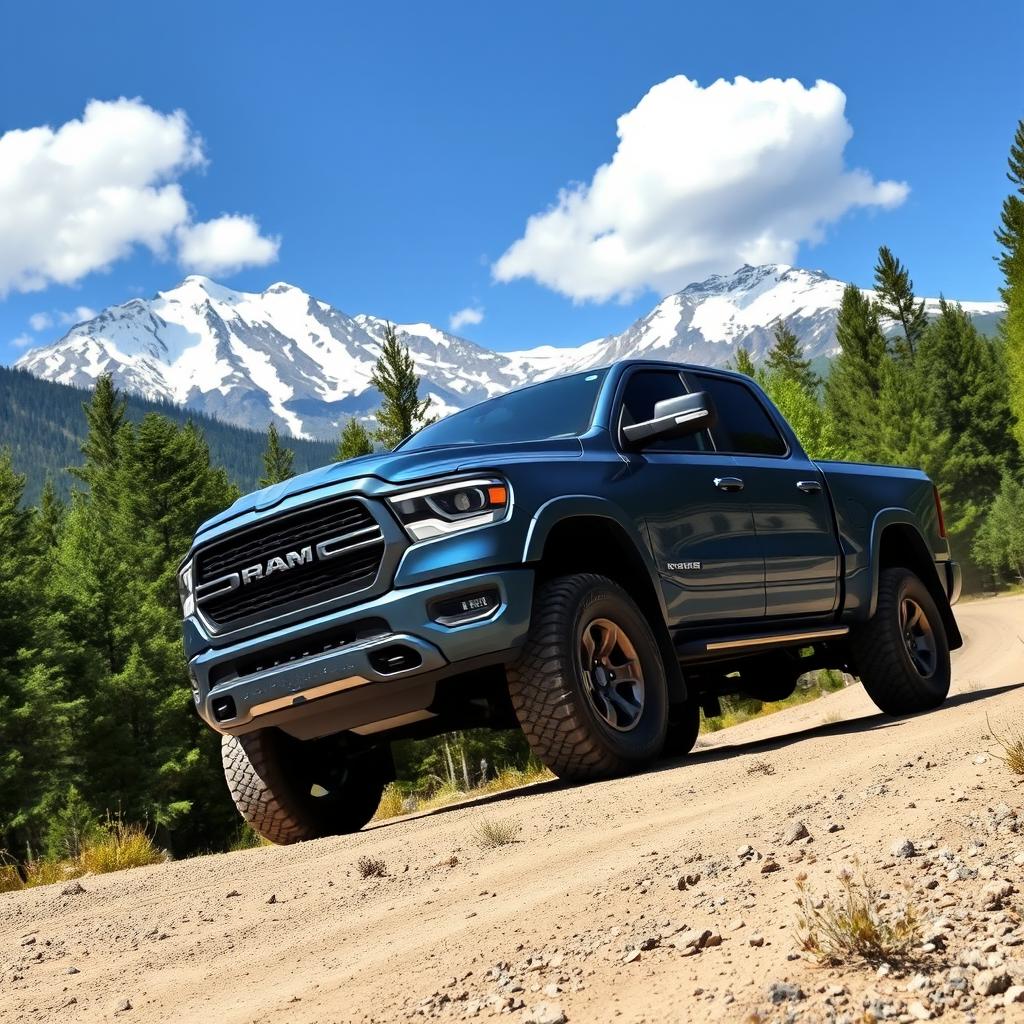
[{"xmin": 691, "ymin": 373, "xmax": 787, "ymax": 456}]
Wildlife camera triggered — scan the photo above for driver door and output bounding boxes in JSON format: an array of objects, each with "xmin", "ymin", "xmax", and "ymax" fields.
[{"xmin": 616, "ymin": 368, "xmax": 765, "ymax": 627}]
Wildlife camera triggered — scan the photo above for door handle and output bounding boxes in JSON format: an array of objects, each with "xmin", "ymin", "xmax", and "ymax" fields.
[
  {"xmin": 713, "ymin": 476, "xmax": 744, "ymax": 493},
  {"xmin": 796, "ymin": 480, "xmax": 822, "ymax": 494}
]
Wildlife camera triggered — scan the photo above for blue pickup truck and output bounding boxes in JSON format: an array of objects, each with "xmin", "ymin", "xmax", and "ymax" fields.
[{"xmin": 179, "ymin": 361, "xmax": 962, "ymax": 844}]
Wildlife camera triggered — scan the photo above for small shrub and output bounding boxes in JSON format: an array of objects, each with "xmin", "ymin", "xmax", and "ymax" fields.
[
  {"xmin": 987, "ymin": 713, "xmax": 1024, "ymax": 775},
  {"xmin": 373, "ymin": 782, "xmax": 407, "ymax": 821},
  {"xmin": 796, "ymin": 871, "xmax": 920, "ymax": 965},
  {"xmin": 0, "ymin": 852, "xmax": 24, "ymax": 894},
  {"xmin": 746, "ymin": 759, "xmax": 776, "ymax": 776},
  {"xmin": 228, "ymin": 824, "xmax": 269, "ymax": 851},
  {"xmin": 356, "ymin": 855, "xmax": 387, "ymax": 878},
  {"xmin": 79, "ymin": 817, "xmax": 163, "ymax": 874},
  {"xmin": 474, "ymin": 817, "xmax": 522, "ymax": 849},
  {"xmin": 21, "ymin": 859, "xmax": 79, "ymax": 888}
]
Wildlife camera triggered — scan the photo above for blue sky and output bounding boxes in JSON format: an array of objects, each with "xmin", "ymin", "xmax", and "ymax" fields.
[{"xmin": 1, "ymin": 0, "xmax": 1021, "ymax": 363}]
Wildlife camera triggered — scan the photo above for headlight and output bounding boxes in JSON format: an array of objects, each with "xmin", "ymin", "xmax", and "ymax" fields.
[
  {"xmin": 178, "ymin": 560, "xmax": 196, "ymax": 617},
  {"xmin": 387, "ymin": 477, "xmax": 511, "ymax": 542}
]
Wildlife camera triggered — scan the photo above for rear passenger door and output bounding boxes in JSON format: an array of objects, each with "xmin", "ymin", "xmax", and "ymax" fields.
[
  {"xmin": 686, "ymin": 371, "xmax": 840, "ymax": 619},
  {"xmin": 616, "ymin": 368, "xmax": 765, "ymax": 627}
]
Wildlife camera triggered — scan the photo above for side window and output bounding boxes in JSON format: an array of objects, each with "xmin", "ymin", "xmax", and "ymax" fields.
[
  {"xmin": 618, "ymin": 370, "xmax": 711, "ymax": 452},
  {"xmin": 691, "ymin": 373, "xmax": 787, "ymax": 456}
]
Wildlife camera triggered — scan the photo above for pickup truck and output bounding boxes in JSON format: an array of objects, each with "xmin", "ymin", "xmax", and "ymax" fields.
[{"xmin": 179, "ymin": 360, "xmax": 962, "ymax": 845}]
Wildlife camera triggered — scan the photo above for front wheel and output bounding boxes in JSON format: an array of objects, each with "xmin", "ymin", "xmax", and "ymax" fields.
[
  {"xmin": 851, "ymin": 566, "xmax": 951, "ymax": 716},
  {"xmin": 507, "ymin": 573, "xmax": 669, "ymax": 780},
  {"xmin": 222, "ymin": 730, "xmax": 390, "ymax": 845}
]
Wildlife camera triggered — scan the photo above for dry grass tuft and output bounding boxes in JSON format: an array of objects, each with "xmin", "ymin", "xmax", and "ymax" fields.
[
  {"xmin": 474, "ymin": 817, "xmax": 522, "ymax": 849},
  {"xmin": 746, "ymin": 759, "xmax": 776, "ymax": 776},
  {"xmin": 356, "ymin": 855, "xmax": 387, "ymax": 879},
  {"xmin": 821, "ymin": 710, "xmax": 844, "ymax": 725},
  {"xmin": 79, "ymin": 819, "xmax": 163, "ymax": 875},
  {"xmin": 987, "ymin": 713, "xmax": 1024, "ymax": 775},
  {"xmin": 373, "ymin": 782, "xmax": 406, "ymax": 821},
  {"xmin": 796, "ymin": 871, "xmax": 920, "ymax": 965}
]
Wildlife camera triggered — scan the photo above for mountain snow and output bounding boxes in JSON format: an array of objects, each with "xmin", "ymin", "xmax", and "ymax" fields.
[{"xmin": 16, "ymin": 265, "xmax": 1004, "ymax": 439}]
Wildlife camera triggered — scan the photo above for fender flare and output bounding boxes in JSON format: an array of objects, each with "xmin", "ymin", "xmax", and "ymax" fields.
[
  {"xmin": 521, "ymin": 495, "xmax": 687, "ymax": 703},
  {"xmin": 866, "ymin": 508, "xmax": 962, "ymax": 647}
]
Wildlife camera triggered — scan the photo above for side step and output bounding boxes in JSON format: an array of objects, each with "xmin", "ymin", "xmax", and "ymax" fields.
[{"xmin": 675, "ymin": 625, "xmax": 849, "ymax": 663}]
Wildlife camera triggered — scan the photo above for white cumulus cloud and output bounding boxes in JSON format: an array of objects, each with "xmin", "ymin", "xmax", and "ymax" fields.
[
  {"xmin": 176, "ymin": 214, "xmax": 280, "ymax": 276},
  {"xmin": 449, "ymin": 306, "xmax": 485, "ymax": 331},
  {"xmin": 0, "ymin": 98, "xmax": 279, "ymax": 297},
  {"xmin": 11, "ymin": 334, "xmax": 34, "ymax": 350},
  {"xmin": 59, "ymin": 305, "xmax": 97, "ymax": 326},
  {"xmin": 493, "ymin": 76, "xmax": 908, "ymax": 303},
  {"xmin": 28, "ymin": 312, "xmax": 53, "ymax": 331}
]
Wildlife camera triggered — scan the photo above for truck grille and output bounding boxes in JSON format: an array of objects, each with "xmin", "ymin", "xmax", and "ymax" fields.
[{"xmin": 194, "ymin": 498, "xmax": 386, "ymax": 628}]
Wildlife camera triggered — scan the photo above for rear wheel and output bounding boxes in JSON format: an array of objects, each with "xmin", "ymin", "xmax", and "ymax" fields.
[
  {"xmin": 221, "ymin": 729, "xmax": 390, "ymax": 845},
  {"xmin": 851, "ymin": 566, "xmax": 950, "ymax": 716},
  {"xmin": 507, "ymin": 573, "xmax": 669, "ymax": 780}
]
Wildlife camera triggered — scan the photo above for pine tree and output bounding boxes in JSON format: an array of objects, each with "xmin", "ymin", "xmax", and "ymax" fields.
[
  {"xmin": 873, "ymin": 246, "xmax": 928, "ymax": 357},
  {"xmin": 825, "ymin": 284, "xmax": 889, "ymax": 461},
  {"xmin": 765, "ymin": 319, "xmax": 819, "ymax": 391},
  {"xmin": 69, "ymin": 375, "xmax": 126, "ymax": 500},
  {"xmin": 995, "ymin": 119, "xmax": 1024, "ymax": 450},
  {"xmin": 972, "ymin": 471, "xmax": 1024, "ymax": 584},
  {"xmin": 913, "ymin": 300, "xmax": 1016, "ymax": 551},
  {"xmin": 258, "ymin": 423, "xmax": 295, "ymax": 487},
  {"xmin": 336, "ymin": 418, "xmax": 374, "ymax": 461},
  {"xmin": 731, "ymin": 347, "xmax": 756, "ymax": 377},
  {"xmin": 371, "ymin": 322, "xmax": 433, "ymax": 449}
]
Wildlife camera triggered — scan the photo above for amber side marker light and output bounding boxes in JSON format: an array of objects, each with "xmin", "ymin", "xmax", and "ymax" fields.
[
  {"xmin": 487, "ymin": 485, "xmax": 508, "ymax": 506},
  {"xmin": 933, "ymin": 485, "xmax": 947, "ymax": 539}
]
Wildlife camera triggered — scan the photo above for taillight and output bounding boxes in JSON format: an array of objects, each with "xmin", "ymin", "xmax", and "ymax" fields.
[{"xmin": 933, "ymin": 485, "xmax": 946, "ymax": 539}]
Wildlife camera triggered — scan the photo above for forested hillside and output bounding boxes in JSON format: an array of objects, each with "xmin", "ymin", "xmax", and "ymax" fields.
[{"xmin": 0, "ymin": 366, "xmax": 337, "ymax": 504}]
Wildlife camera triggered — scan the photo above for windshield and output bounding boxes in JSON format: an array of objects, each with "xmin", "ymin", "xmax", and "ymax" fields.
[{"xmin": 398, "ymin": 369, "xmax": 608, "ymax": 452}]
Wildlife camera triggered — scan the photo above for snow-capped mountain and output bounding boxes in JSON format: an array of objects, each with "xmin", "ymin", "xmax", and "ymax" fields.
[{"xmin": 16, "ymin": 265, "xmax": 1003, "ymax": 439}]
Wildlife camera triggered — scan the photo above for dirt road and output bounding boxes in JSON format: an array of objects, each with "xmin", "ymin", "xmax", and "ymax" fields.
[{"xmin": 3, "ymin": 595, "xmax": 1023, "ymax": 1023}]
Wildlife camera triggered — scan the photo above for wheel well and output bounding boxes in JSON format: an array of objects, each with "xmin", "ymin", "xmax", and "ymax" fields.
[
  {"xmin": 876, "ymin": 523, "xmax": 961, "ymax": 646},
  {"xmin": 535, "ymin": 516, "xmax": 687, "ymax": 704}
]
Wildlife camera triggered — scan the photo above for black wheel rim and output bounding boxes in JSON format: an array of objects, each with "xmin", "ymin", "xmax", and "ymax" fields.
[
  {"xmin": 579, "ymin": 617, "xmax": 646, "ymax": 732},
  {"xmin": 900, "ymin": 596, "xmax": 937, "ymax": 678}
]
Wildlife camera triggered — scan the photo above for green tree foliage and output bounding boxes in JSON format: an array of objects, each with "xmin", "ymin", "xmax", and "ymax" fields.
[
  {"xmin": 336, "ymin": 418, "xmax": 374, "ymax": 461},
  {"xmin": 759, "ymin": 372, "xmax": 841, "ymax": 461},
  {"xmin": 371, "ymin": 322, "xmax": 433, "ymax": 449},
  {"xmin": 972, "ymin": 472, "xmax": 1024, "ymax": 584},
  {"xmin": 825, "ymin": 284, "xmax": 889, "ymax": 461},
  {"xmin": 0, "ymin": 450, "xmax": 82, "ymax": 856},
  {"xmin": 995, "ymin": 119, "xmax": 1024, "ymax": 450},
  {"xmin": 873, "ymin": 246, "xmax": 928, "ymax": 357},
  {"xmin": 765, "ymin": 319, "xmax": 819, "ymax": 391},
  {"xmin": 731, "ymin": 346, "xmax": 756, "ymax": 377},
  {"xmin": 0, "ymin": 365, "xmax": 335, "ymax": 505},
  {"xmin": 258, "ymin": 422, "xmax": 295, "ymax": 487}
]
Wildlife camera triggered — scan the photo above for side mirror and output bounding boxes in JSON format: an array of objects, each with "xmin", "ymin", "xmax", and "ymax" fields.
[{"xmin": 622, "ymin": 391, "xmax": 717, "ymax": 447}]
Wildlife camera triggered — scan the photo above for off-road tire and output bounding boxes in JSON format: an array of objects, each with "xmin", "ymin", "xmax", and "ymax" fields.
[
  {"xmin": 851, "ymin": 566, "xmax": 951, "ymax": 716},
  {"xmin": 508, "ymin": 573, "xmax": 669, "ymax": 780},
  {"xmin": 222, "ymin": 729, "xmax": 388, "ymax": 845},
  {"xmin": 662, "ymin": 699, "xmax": 701, "ymax": 758}
]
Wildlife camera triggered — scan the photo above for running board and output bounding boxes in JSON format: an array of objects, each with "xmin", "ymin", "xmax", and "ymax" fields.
[{"xmin": 675, "ymin": 625, "xmax": 849, "ymax": 663}]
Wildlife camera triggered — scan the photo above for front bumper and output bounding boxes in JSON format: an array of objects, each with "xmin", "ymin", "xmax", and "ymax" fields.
[{"xmin": 187, "ymin": 569, "xmax": 534, "ymax": 738}]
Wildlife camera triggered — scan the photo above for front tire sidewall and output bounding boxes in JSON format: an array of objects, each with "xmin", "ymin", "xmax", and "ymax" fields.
[
  {"xmin": 509, "ymin": 574, "xmax": 669, "ymax": 780},
  {"xmin": 572, "ymin": 589, "xmax": 668, "ymax": 762}
]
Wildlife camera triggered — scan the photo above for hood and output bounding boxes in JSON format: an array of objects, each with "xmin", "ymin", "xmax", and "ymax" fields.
[{"xmin": 196, "ymin": 436, "xmax": 585, "ymax": 537}]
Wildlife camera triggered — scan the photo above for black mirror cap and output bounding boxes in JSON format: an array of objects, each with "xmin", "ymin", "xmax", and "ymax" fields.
[{"xmin": 622, "ymin": 391, "xmax": 718, "ymax": 447}]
